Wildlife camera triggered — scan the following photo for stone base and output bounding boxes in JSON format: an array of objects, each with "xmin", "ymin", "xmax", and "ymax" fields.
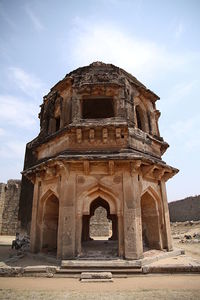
[{"xmin": 1, "ymin": 248, "xmax": 200, "ymax": 277}]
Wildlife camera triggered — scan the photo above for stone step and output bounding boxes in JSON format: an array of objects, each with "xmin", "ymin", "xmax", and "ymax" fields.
[
  {"xmin": 61, "ymin": 259, "xmax": 141, "ymax": 269},
  {"xmin": 80, "ymin": 272, "xmax": 113, "ymax": 282},
  {"xmin": 56, "ymin": 267, "xmax": 142, "ymax": 275}
]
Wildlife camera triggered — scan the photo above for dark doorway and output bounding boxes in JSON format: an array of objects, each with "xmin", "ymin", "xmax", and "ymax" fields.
[
  {"xmin": 141, "ymin": 192, "xmax": 161, "ymax": 251},
  {"xmin": 41, "ymin": 194, "xmax": 59, "ymax": 254}
]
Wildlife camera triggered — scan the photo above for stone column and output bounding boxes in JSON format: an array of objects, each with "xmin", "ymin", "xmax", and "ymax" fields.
[
  {"xmin": 30, "ymin": 177, "xmax": 41, "ymax": 253},
  {"xmin": 56, "ymin": 175, "xmax": 62, "ymax": 258},
  {"xmin": 59, "ymin": 173, "xmax": 76, "ymax": 259},
  {"xmin": 117, "ymin": 214, "xmax": 124, "ymax": 257},
  {"xmin": 159, "ymin": 180, "xmax": 173, "ymax": 251},
  {"xmin": 123, "ymin": 171, "xmax": 143, "ymax": 259},
  {"xmin": 75, "ymin": 213, "xmax": 82, "ymax": 256},
  {"xmin": 71, "ymin": 91, "xmax": 81, "ymax": 122}
]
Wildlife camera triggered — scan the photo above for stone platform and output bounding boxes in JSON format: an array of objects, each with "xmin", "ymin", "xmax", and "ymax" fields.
[{"xmin": 1, "ymin": 237, "xmax": 200, "ymax": 278}]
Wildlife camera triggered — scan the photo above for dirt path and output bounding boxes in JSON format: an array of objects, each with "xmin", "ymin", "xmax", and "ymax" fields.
[
  {"xmin": 0, "ymin": 275, "xmax": 200, "ymax": 290},
  {"xmin": 0, "ymin": 276, "xmax": 200, "ymax": 300},
  {"xmin": 173, "ymin": 239, "xmax": 200, "ymax": 259}
]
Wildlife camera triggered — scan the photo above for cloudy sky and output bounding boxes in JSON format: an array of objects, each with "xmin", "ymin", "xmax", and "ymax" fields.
[{"xmin": 0, "ymin": 0, "xmax": 199, "ymax": 201}]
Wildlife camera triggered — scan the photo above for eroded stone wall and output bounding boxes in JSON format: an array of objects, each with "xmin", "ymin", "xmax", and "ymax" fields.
[
  {"xmin": 0, "ymin": 179, "xmax": 21, "ymax": 235},
  {"xmin": 169, "ymin": 195, "xmax": 200, "ymax": 222},
  {"xmin": 90, "ymin": 207, "xmax": 111, "ymax": 237}
]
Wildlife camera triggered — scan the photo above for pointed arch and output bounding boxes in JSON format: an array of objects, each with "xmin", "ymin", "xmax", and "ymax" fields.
[
  {"xmin": 77, "ymin": 183, "xmax": 120, "ymax": 216},
  {"xmin": 41, "ymin": 193, "xmax": 59, "ymax": 252},
  {"xmin": 38, "ymin": 189, "xmax": 58, "ymax": 224},
  {"xmin": 141, "ymin": 186, "xmax": 161, "ymax": 210},
  {"xmin": 36, "ymin": 189, "xmax": 59, "ymax": 254},
  {"xmin": 40, "ymin": 188, "xmax": 58, "ymax": 204}
]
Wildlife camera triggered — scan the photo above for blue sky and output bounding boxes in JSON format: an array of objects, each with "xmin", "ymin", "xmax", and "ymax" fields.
[{"xmin": 0, "ymin": 0, "xmax": 199, "ymax": 201}]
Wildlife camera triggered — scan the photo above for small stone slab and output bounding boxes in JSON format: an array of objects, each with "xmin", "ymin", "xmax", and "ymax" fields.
[{"xmin": 80, "ymin": 272, "xmax": 113, "ymax": 282}]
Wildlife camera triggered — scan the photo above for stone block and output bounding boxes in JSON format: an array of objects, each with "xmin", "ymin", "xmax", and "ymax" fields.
[{"xmin": 80, "ymin": 272, "xmax": 113, "ymax": 282}]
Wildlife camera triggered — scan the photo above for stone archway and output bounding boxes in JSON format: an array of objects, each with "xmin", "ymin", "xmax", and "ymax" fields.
[
  {"xmin": 141, "ymin": 190, "xmax": 162, "ymax": 251},
  {"xmin": 41, "ymin": 194, "xmax": 59, "ymax": 253},
  {"xmin": 81, "ymin": 197, "xmax": 118, "ymax": 258}
]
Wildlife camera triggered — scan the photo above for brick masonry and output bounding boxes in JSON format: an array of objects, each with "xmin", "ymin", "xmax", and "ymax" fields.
[{"xmin": 0, "ymin": 179, "xmax": 21, "ymax": 235}]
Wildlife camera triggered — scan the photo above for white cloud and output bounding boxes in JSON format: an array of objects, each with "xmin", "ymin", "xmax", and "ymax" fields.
[
  {"xmin": 65, "ymin": 19, "xmax": 200, "ymax": 82},
  {"xmin": 7, "ymin": 67, "xmax": 46, "ymax": 100},
  {"xmin": 25, "ymin": 5, "xmax": 45, "ymax": 32},
  {"xmin": 0, "ymin": 94, "xmax": 38, "ymax": 128}
]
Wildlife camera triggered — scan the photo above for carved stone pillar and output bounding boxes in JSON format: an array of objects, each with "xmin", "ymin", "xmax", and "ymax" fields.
[
  {"xmin": 160, "ymin": 179, "xmax": 173, "ymax": 251},
  {"xmin": 123, "ymin": 171, "xmax": 143, "ymax": 259},
  {"xmin": 117, "ymin": 214, "xmax": 124, "ymax": 257},
  {"xmin": 30, "ymin": 177, "xmax": 41, "ymax": 253},
  {"xmin": 59, "ymin": 173, "xmax": 76, "ymax": 258},
  {"xmin": 71, "ymin": 91, "xmax": 81, "ymax": 121},
  {"xmin": 76, "ymin": 213, "xmax": 82, "ymax": 256}
]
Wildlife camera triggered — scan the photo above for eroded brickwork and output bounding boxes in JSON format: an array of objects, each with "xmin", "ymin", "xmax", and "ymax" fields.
[{"xmin": 0, "ymin": 180, "xmax": 21, "ymax": 235}]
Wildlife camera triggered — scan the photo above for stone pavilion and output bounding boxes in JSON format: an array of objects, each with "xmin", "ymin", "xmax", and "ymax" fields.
[{"xmin": 21, "ymin": 62, "xmax": 178, "ymax": 260}]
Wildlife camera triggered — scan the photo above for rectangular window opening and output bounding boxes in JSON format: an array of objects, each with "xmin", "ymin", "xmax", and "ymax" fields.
[{"xmin": 82, "ymin": 98, "xmax": 114, "ymax": 119}]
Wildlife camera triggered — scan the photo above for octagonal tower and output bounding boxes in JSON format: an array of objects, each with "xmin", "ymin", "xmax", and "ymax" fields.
[{"xmin": 21, "ymin": 62, "xmax": 178, "ymax": 259}]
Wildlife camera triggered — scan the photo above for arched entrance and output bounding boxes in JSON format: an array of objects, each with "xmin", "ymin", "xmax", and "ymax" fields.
[
  {"xmin": 141, "ymin": 191, "xmax": 162, "ymax": 251},
  {"xmin": 81, "ymin": 197, "xmax": 118, "ymax": 258},
  {"xmin": 41, "ymin": 194, "xmax": 59, "ymax": 254}
]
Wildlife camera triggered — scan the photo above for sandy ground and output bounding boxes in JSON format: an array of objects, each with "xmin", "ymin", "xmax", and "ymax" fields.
[
  {"xmin": 0, "ymin": 276, "xmax": 200, "ymax": 299},
  {"xmin": 171, "ymin": 221, "xmax": 200, "ymax": 260}
]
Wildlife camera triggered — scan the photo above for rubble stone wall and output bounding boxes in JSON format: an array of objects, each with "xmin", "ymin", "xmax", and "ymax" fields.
[
  {"xmin": 169, "ymin": 195, "xmax": 200, "ymax": 222},
  {"xmin": 0, "ymin": 180, "xmax": 21, "ymax": 235},
  {"xmin": 90, "ymin": 207, "xmax": 110, "ymax": 237}
]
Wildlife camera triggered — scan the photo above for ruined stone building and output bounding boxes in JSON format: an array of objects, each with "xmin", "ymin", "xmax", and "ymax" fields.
[
  {"xmin": 19, "ymin": 62, "xmax": 178, "ymax": 260},
  {"xmin": 0, "ymin": 180, "xmax": 21, "ymax": 235}
]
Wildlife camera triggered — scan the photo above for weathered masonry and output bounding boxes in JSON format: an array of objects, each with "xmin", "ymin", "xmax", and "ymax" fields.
[
  {"xmin": 21, "ymin": 62, "xmax": 178, "ymax": 259},
  {"xmin": 0, "ymin": 180, "xmax": 21, "ymax": 235}
]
